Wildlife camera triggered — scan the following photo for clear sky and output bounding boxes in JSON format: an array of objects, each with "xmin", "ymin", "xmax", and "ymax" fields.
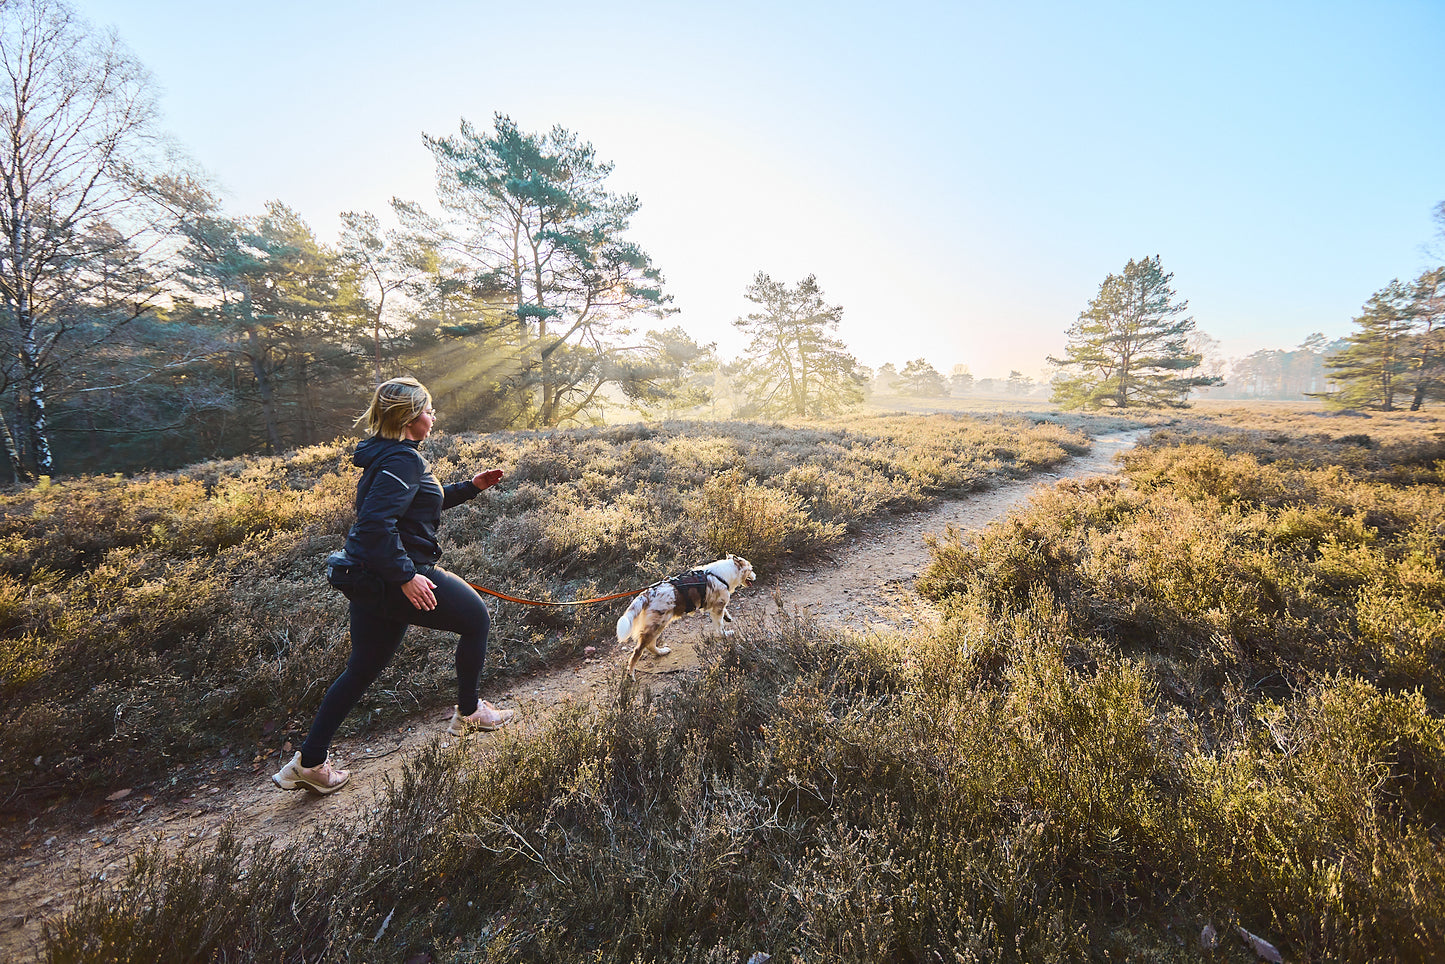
[{"xmin": 71, "ymin": 0, "xmax": 1445, "ymax": 380}]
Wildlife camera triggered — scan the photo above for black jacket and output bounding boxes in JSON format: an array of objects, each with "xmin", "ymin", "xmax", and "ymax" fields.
[{"xmin": 343, "ymin": 436, "xmax": 481, "ymax": 585}]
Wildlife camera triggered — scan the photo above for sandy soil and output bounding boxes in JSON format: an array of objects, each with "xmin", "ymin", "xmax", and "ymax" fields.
[{"xmin": 0, "ymin": 430, "xmax": 1141, "ymax": 961}]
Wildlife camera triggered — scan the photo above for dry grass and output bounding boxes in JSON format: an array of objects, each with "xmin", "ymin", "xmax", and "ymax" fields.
[
  {"xmin": 31, "ymin": 407, "xmax": 1445, "ymax": 963},
  {"xmin": 0, "ymin": 415, "xmax": 1084, "ymax": 808}
]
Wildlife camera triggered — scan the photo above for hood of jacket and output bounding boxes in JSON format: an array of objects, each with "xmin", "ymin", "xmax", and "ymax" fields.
[{"xmin": 353, "ymin": 435, "xmax": 419, "ymax": 469}]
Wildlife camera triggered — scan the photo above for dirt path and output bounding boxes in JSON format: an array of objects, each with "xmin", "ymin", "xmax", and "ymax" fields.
[
  {"xmin": 0, "ymin": 430, "xmax": 1141, "ymax": 960},
  {"xmin": 748, "ymin": 430, "xmax": 1142, "ymax": 635}
]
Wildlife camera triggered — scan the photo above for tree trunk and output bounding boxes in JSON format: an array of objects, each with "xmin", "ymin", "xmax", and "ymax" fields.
[
  {"xmin": 0, "ymin": 406, "xmax": 30, "ymax": 483},
  {"xmin": 509, "ymin": 229, "xmax": 538, "ymax": 422},
  {"xmin": 20, "ymin": 335, "xmax": 52, "ymax": 475},
  {"xmin": 25, "ymin": 385, "xmax": 51, "ymax": 474},
  {"xmin": 373, "ymin": 303, "xmax": 384, "ymax": 386},
  {"xmin": 1116, "ymin": 349, "xmax": 1133, "ymax": 408},
  {"xmin": 533, "ymin": 249, "xmax": 554, "ymax": 427},
  {"xmin": 296, "ymin": 353, "xmax": 315, "ymax": 445},
  {"xmin": 1410, "ymin": 329, "xmax": 1434, "ymax": 411},
  {"xmin": 10, "ymin": 199, "xmax": 52, "ymax": 474},
  {"xmin": 246, "ymin": 326, "xmax": 282, "ymax": 453}
]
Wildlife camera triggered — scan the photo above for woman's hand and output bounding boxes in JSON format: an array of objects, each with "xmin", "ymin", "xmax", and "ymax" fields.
[
  {"xmin": 472, "ymin": 468, "xmax": 504, "ymax": 491},
  {"xmin": 402, "ymin": 573, "xmax": 438, "ymax": 611}
]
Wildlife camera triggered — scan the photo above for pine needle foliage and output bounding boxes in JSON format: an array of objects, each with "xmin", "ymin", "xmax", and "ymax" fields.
[
  {"xmin": 1050, "ymin": 256, "xmax": 1221, "ymax": 410},
  {"xmin": 727, "ymin": 273, "xmax": 868, "ymax": 419},
  {"xmin": 1323, "ymin": 279, "xmax": 1418, "ymax": 411}
]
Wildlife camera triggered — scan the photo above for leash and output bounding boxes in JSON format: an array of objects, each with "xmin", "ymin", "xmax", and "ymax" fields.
[
  {"xmin": 464, "ymin": 567, "xmax": 725, "ymax": 608},
  {"xmin": 463, "ymin": 579, "xmax": 655, "ymax": 607}
]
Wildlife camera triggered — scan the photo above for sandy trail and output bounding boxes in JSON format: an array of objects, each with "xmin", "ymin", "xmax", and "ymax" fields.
[
  {"xmin": 748, "ymin": 430, "xmax": 1142, "ymax": 634},
  {"xmin": 0, "ymin": 430, "xmax": 1141, "ymax": 960}
]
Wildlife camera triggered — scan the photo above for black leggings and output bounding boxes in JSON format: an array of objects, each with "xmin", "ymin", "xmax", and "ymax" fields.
[{"xmin": 300, "ymin": 566, "xmax": 490, "ymax": 767}]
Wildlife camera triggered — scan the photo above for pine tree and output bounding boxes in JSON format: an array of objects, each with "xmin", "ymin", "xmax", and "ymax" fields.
[
  {"xmin": 729, "ymin": 273, "xmax": 866, "ymax": 418},
  {"xmin": 417, "ymin": 114, "xmax": 675, "ymax": 427},
  {"xmin": 898, "ymin": 358, "xmax": 949, "ymax": 397},
  {"xmin": 1406, "ymin": 268, "xmax": 1444, "ymax": 411},
  {"xmin": 619, "ymin": 327, "xmax": 717, "ymax": 419},
  {"xmin": 175, "ymin": 201, "xmax": 364, "ymax": 452},
  {"xmin": 948, "ymin": 365, "xmax": 974, "ymax": 395},
  {"xmin": 1049, "ymin": 256, "xmax": 1219, "ymax": 409},
  {"xmin": 1323, "ymin": 280, "xmax": 1414, "ymax": 410},
  {"xmin": 872, "ymin": 363, "xmax": 901, "ymax": 395}
]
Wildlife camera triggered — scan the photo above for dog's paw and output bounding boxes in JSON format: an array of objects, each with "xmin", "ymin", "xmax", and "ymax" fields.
[
  {"xmin": 654, "ymin": 645, "xmax": 671, "ymax": 656},
  {"xmin": 721, "ymin": 629, "xmax": 735, "ymax": 637}
]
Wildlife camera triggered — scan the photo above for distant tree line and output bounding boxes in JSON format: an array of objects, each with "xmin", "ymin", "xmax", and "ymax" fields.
[
  {"xmin": 1202, "ymin": 254, "xmax": 1443, "ymax": 411},
  {"xmin": 1201, "ymin": 334, "xmax": 1346, "ymax": 401},
  {"xmin": 868, "ymin": 360, "xmax": 952, "ymax": 398},
  {"xmin": 865, "ymin": 362, "xmax": 1044, "ymax": 399}
]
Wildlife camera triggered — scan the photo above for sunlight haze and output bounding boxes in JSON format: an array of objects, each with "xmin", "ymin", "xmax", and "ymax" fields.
[{"xmin": 72, "ymin": 0, "xmax": 1445, "ymax": 380}]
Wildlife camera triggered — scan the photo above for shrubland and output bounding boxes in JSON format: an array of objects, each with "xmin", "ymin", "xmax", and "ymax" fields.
[
  {"xmin": 30, "ymin": 407, "xmax": 1445, "ymax": 962},
  {"xmin": 0, "ymin": 414, "xmax": 1086, "ymax": 807}
]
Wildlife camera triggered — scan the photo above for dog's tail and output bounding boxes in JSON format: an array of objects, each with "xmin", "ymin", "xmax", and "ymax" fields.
[{"xmin": 616, "ymin": 594, "xmax": 645, "ymax": 642}]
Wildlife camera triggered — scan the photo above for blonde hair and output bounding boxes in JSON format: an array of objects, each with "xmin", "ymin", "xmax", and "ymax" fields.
[{"xmin": 358, "ymin": 377, "xmax": 432, "ymax": 439}]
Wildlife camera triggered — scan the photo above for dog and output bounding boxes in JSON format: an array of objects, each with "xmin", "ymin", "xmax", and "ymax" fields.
[{"xmin": 616, "ymin": 554, "xmax": 756, "ymax": 678}]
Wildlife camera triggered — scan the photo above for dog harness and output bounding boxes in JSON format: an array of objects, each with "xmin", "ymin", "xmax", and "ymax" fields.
[{"xmin": 668, "ymin": 569, "xmax": 718, "ymax": 615}]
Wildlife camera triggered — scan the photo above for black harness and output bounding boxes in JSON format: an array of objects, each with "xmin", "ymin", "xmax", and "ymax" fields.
[{"xmin": 667, "ymin": 569, "xmax": 720, "ymax": 615}]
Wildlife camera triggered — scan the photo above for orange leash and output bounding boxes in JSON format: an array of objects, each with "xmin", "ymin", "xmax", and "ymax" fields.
[{"xmin": 464, "ymin": 580, "xmax": 655, "ymax": 607}]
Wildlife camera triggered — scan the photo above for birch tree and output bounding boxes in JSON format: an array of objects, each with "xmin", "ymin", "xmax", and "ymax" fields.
[{"xmin": 0, "ymin": 0, "xmax": 171, "ymax": 477}]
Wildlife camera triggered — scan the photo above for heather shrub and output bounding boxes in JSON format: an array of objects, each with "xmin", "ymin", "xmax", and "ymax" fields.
[
  {"xmin": 1139, "ymin": 412, "xmax": 1445, "ymax": 485},
  {"xmin": 1355, "ymin": 576, "xmax": 1445, "ymax": 691},
  {"xmin": 55, "ymin": 620, "xmax": 1445, "ymax": 962},
  {"xmin": 1, "ymin": 415, "xmax": 1082, "ymax": 805},
  {"xmin": 44, "ymin": 413, "xmax": 1445, "ymax": 963},
  {"xmin": 920, "ymin": 441, "xmax": 1445, "ymax": 701},
  {"xmin": 776, "ymin": 461, "xmax": 895, "ymax": 524},
  {"xmin": 490, "ymin": 484, "xmax": 676, "ymax": 573},
  {"xmin": 692, "ymin": 468, "xmax": 846, "ymax": 570},
  {"xmin": 1177, "ymin": 676, "xmax": 1445, "ymax": 957},
  {"xmin": 0, "ymin": 447, "xmax": 356, "ymax": 579}
]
